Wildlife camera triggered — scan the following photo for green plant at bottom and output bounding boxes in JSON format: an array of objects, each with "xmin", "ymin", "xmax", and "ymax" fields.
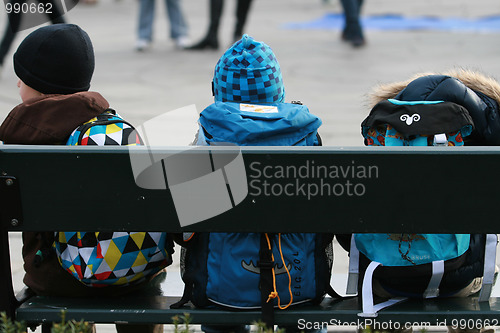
[
  {"xmin": 252, "ymin": 321, "xmax": 286, "ymax": 332},
  {"xmin": 1, "ymin": 311, "xmax": 93, "ymax": 333},
  {"xmin": 0, "ymin": 312, "xmax": 26, "ymax": 333},
  {"xmin": 50, "ymin": 311, "xmax": 93, "ymax": 333},
  {"xmin": 172, "ymin": 313, "xmax": 193, "ymax": 333},
  {"xmin": 170, "ymin": 315, "xmax": 287, "ymax": 333}
]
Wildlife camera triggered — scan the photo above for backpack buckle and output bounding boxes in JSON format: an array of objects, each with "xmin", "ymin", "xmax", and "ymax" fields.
[
  {"xmin": 433, "ymin": 133, "xmax": 448, "ymax": 146},
  {"xmin": 257, "ymin": 260, "xmax": 275, "ymax": 269}
]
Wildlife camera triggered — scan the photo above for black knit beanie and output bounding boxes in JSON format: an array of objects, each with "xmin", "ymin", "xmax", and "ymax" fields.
[{"xmin": 14, "ymin": 24, "xmax": 95, "ymax": 95}]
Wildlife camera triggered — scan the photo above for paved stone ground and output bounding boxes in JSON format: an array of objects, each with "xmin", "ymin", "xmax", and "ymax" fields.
[{"xmin": 2, "ymin": 0, "xmax": 500, "ymax": 331}]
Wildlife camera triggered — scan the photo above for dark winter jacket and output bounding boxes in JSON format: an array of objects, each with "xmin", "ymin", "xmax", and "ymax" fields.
[{"xmin": 368, "ymin": 68, "xmax": 500, "ymax": 146}]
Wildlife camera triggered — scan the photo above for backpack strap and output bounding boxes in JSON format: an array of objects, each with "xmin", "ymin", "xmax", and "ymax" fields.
[
  {"xmin": 479, "ymin": 234, "xmax": 498, "ymax": 302},
  {"xmin": 423, "ymin": 260, "xmax": 444, "ymax": 298},
  {"xmin": 358, "ymin": 258, "xmax": 452, "ymax": 317},
  {"xmin": 348, "ymin": 237, "xmax": 407, "ymax": 316},
  {"xmin": 346, "ymin": 234, "xmax": 359, "ymax": 295},
  {"xmin": 259, "ymin": 233, "xmax": 275, "ymax": 328},
  {"xmin": 359, "ymin": 261, "xmax": 381, "ymax": 317},
  {"xmin": 356, "ymin": 242, "xmax": 445, "ymax": 316},
  {"xmin": 359, "ymin": 261, "xmax": 408, "ymax": 318}
]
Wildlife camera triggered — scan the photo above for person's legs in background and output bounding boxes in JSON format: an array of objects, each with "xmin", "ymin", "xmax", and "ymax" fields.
[
  {"xmin": 165, "ymin": 0, "xmax": 189, "ymax": 48},
  {"xmin": 187, "ymin": 0, "xmax": 223, "ymax": 50},
  {"xmin": 136, "ymin": 0, "xmax": 155, "ymax": 51},
  {"xmin": 0, "ymin": 0, "xmax": 65, "ymax": 72},
  {"xmin": 233, "ymin": 0, "xmax": 252, "ymax": 42},
  {"xmin": 45, "ymin": 0, "xmax": 66, "ymax": 24},
  {"xmin": 0, "ymin": 18, "xmax": 18, "ymax": 69},
  {"xmin": 339, "ymin": 0, "xmax": 365, "ymax": 47}
]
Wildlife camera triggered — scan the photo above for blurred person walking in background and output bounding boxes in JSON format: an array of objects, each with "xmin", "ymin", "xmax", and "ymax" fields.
[
  {"xmin": 0, "ymin": 0, "xmax": 66, "ymax": 76},
  {"xmin": 340, "ymin": 0, "xmax": 365, "ymax": 47},
  {"xmin": 136, "ymin": 0, "xmax": 189, "ymax": 51},
  {"xmin": 187, "ymin": 0, "xmax": 253, "ymax": 50}
]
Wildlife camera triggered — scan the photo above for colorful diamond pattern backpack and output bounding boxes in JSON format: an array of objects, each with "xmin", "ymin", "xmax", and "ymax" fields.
[
  {"xmin": 65, "ymin": 109, "xmax": 142, "ymax": 146},
  {"xmin": 53, "ymin": 110, "xmax": 172, "ymax": 287}
]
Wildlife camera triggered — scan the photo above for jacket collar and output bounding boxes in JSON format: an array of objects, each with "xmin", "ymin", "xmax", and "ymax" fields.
[{"xmin": 0, "ymin": 91, "xmax": 109, "ymax": 145}]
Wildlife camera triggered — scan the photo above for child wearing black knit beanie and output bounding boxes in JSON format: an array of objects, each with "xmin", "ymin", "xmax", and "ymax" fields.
[
  {"xmin": 0, "ymin": 24, "xmax": 164, "ymax": 333},
  {"xmin": 0, "ymin": 23, "xmax": 108, "ymax": 144}
]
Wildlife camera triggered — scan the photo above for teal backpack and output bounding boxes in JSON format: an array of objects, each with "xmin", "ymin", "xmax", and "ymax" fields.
[
  {"xmin": 53, "ymin": 109, "xmax": 173, "ymax": 287},
  {"xmin": 349, "ymin": 99, "xmax": 498, "ymax": 317}
]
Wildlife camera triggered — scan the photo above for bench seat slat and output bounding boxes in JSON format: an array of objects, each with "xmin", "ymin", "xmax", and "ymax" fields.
[{"xmin": 16, "ymin": 296, "xmax": 500, "ymax": 325}]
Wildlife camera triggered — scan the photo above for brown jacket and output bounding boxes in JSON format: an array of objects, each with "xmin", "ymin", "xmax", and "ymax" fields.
[{"xmin": 0, "ymin": 92, "xmax": 108, "ymax": 145}]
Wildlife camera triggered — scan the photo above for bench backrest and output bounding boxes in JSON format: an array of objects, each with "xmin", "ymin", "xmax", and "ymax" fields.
[{"xmin": 0, "ymin": 145, "xmax": 498, "ymax": 234}]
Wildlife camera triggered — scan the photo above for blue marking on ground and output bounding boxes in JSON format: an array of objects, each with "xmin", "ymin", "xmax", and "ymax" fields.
[{"xmin": 284, "ymin": 13, "xmax": 500, "ymax": 33}]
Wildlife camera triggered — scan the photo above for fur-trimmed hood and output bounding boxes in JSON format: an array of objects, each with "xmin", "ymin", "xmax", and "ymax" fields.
[
  {"xmin": 369, "ymin": 68, "xmax": 500, "ymax": 108},
  {"xmin": 366, "ymin": 68, "xmax": 500, "ymax": 145}
]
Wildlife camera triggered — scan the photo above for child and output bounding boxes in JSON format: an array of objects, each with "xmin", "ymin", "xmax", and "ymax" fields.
[
  {"xmin": 186, "ymin": 35, "xmax": 328, "ymax": 333},
  {"xmin": 367, "ymin": 69, "xmax": 500, "ymax": 146},
  {"xmin": 0, "ymin": 24, "xmax": 105, "ymax": 145},
  {"xmin": 0, "ymin": 24, "xmax": 166, "ymax": 333},
  {"xmin": 337, "ymin": 69, "xmax": 500, "ymax": 333},
  {"xmin": 364, "ymin": 68, "xmax": 500, "ymax": 299}
]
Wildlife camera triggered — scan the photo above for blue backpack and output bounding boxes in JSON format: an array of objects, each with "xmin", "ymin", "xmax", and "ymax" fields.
[
  {"xmin": 53, "ymin": 109, "xmax": 173, "ymax": 287},
  {"xmin": 173, "ymin": 102, "xmax": 334, "ymax": 323},
  {"xmin": 196, "ymin": 101, "xmax": 322, "ymax": 146},
  {"xmin": 349, "ymin": 99, "xmax": 498, "ymax": 317}
]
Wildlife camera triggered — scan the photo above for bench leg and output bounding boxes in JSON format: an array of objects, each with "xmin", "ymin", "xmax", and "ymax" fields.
[
  {"xmin": 41, "ymin": 323, "xmax": 53, "ymax": 333},
  {"xmin": 0, "ymin": 228, "xmax": 16, "ymax": 318}
]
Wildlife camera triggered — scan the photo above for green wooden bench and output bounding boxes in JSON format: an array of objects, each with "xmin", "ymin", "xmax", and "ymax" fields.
[{"xmin": 1, "ymin": 145, "xmax": 500, "ymax": 332}]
